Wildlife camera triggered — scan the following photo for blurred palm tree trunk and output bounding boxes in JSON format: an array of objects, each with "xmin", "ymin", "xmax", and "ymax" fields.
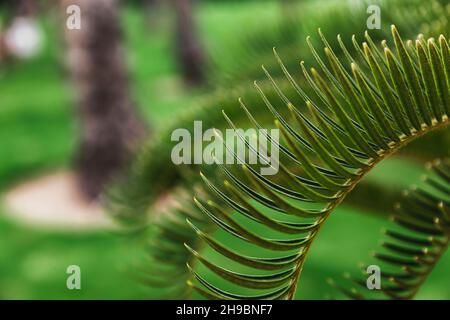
[
  {"xmin": 62, "ymin": 0, "xmax": 146, "ymax": 201},
  {"xmin": 146, "ymin": 0, "xmax": 163, "ymax": 30},
  {"xmin": 173, "ymin": 0, "xmax": 205, "ymax": 86},
  {"xmin": 16, "ymin": 0, "xmax": 36, "ymax": 16}
]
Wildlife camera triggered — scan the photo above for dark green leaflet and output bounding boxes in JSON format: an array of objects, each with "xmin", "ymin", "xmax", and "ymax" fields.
[{"xmin": 332, "ymin": 160, "xmax": 450, "ymax": 300}]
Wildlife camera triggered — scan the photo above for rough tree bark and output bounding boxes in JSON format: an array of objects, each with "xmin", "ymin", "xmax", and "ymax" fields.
[
  {"xmin": 62, "ymin": 0, "xmax": 146, "ymax": 201},
  {"xmin": 173, "ymin": 0, "xmax": 205, "ymax": 86}
]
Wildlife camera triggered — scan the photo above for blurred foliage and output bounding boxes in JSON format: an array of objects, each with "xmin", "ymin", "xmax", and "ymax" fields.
[{"xmin": 0, "ymin": 215, "xmax": 146, "ymax": 299}]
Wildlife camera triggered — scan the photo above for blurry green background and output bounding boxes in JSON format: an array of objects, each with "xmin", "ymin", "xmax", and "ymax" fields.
[{"xmin": 0, "ymin": 0, "xmax": 449, "ymax": 299}]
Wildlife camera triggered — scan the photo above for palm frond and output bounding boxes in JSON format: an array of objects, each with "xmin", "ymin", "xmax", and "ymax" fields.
[
  {"xmin": 186, "ymin": 27, "xmax": 450, "ymax": 300},
  {"xmin": 109, "ymin": 0, "xmax": 450, "ymax": 225},
  {"xmin": 331, "ymin": 159, "xmax": 450, "ymax": 299}
]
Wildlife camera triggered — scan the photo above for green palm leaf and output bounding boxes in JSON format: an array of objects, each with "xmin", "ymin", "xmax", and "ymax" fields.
[
  {"xmin": 186, "ymin": 26, "xmax": 450, "ymax": 300},
  {"xmin": 109, "ymin": 0, "xmax": 449, "ymax": 226},
  {"xmin": 331, "ymin": 159, "xmax": 450, "ymax": 299}
]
